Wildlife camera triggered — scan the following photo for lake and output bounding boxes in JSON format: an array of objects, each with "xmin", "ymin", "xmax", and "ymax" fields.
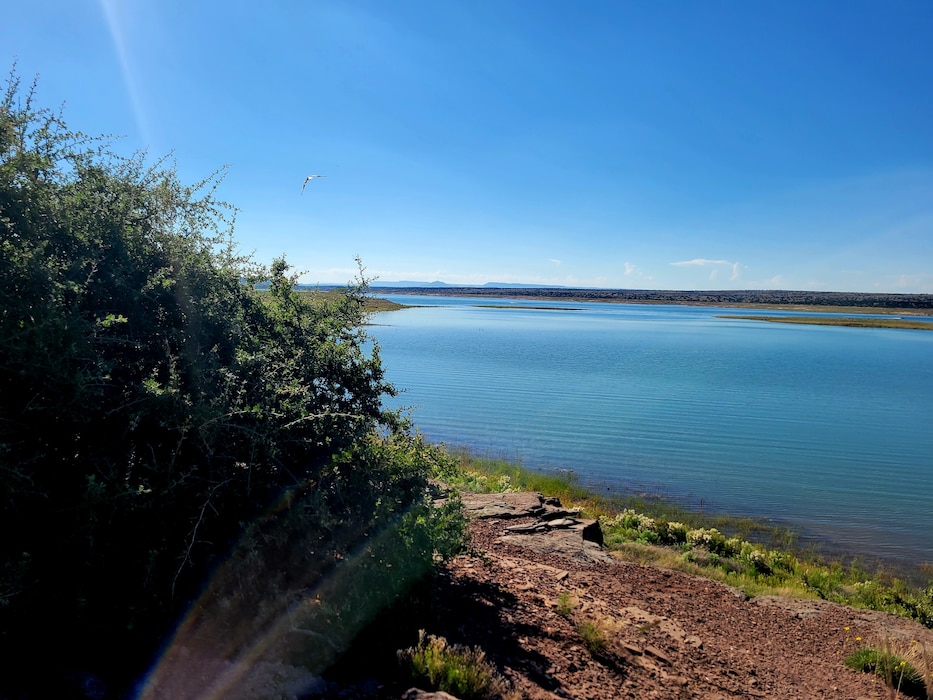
[{"xmin": 368, "ymin": 295, "xmax": 933, "ymax": 568}]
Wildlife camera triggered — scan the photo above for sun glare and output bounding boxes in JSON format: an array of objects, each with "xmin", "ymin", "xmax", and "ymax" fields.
[{"xmin": 97, "ymin": 0, "xmax": 151, "ymax": 146}]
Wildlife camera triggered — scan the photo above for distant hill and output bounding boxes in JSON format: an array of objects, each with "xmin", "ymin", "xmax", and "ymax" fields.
[{"xmin": 370, "ymin": 280, "xmax": 453, "ymax": 288}]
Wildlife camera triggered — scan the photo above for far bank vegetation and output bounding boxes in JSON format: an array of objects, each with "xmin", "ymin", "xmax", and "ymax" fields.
[{"xmin": 719, "ymin": 315, "xmax": 933, "ymax": 331}]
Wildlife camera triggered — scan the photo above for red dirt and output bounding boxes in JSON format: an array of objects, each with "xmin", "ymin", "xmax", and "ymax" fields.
[
  {"xmin": 324, "ymin": 493, "xmax": 933, "ymax": 699},
  {"xmin": 318, "ymin": 494, "xmax": 933, "ymax": 700},
  {"xmin": 420, "ymin": 516, "xmax": 933, "ymax": 699}
]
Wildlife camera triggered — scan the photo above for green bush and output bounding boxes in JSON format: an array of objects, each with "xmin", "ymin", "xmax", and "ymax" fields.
[{"xmin": 0, "ymin": 68, "xmax": 460, "ymax": 692}]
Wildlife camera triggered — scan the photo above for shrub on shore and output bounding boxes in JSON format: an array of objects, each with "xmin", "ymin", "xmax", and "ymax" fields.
[{"xmin": 0, "ymin": 68, "xmax": 462, "ymax": 695}]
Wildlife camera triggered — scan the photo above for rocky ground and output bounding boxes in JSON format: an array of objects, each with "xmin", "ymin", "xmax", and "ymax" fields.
[
  {"xmin": 133, "ymin": 491, "xmax": 933, "ymax": 700},
  {"xmin": 329, "ymin": 491, "xmax": 933, "ymax": 700}
]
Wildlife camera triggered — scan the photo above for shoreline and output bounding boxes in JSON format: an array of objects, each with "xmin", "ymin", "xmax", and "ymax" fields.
[
  {"xmin": 446, "ymin": 446, "xmax": 931, "ymax": 586},
  {"xmin": 370, "ymin": 286, "xmax": 933, "ymax": 316}
]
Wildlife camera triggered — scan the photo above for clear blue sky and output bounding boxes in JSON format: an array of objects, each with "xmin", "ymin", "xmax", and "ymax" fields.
[{"xmin": 5, "ymin": 1, "xmax": 933, "ymax": 291}]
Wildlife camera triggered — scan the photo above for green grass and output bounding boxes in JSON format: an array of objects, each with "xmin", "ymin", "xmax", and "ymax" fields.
[
  {"xmin": 294, "ymin": 289, "xmax": 406, "ymax": 313},
  {"xmin": 577, "ymin": 619, "xmax": 609, "ymax": 655},
  {"xmin": 398, "ymin": 630, "xmax": 517, "ymax": 700},
  {"xmin": 444, "ymin": 448, "xmax": 933, "ymax": 629},
  {"xmin": 718, "ymin": 315, "xmax": 933, "ymax": 330},
  {"xmin": 556, "ymin": 591, "xmax": 576, "ymax": 618},
  {"xmin": 254, "ymin": 288, "xmax": 406, "ymax": 313},
  {"xmin": 844, "ymin": 647, "xmax": 928, "ymax": 698},
  {"xmin": 363, "ymin": 296, "xmax": 406, "ymax": 312}
]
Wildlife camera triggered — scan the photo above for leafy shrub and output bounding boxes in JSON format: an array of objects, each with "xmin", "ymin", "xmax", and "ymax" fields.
[
  {"xmin": 849, "ymin": 580, "xmax": 933, "ymax": 629},
  {"xmin": 637, "ymin": 529, "xmax": 661, "ymax": 545},
  {"xmin": 657, "ymin": 520, "xmax": 689, "ymax": 544},
  {"xmin": 0, "ymin": 68, "xmax": 461, "ymax": 692},
  {"xmin": 739, "ymin": 543, "xmax": 773, "ymax": 574},
  {"xmin": 456, "ymin": 470, "xmax": 518, "ymax": 494}
]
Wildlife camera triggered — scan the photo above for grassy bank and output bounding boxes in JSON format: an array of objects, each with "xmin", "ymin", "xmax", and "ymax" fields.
[
  {"xmin": 296, "ymin": 289, "xmax": 407, "ymax": 313},
  {"xmin": 257, "ymin": 288, "xmax": 407, "ymax": 313},
  {"xmin": 719, "ymin": 315, "xmax": 933, "ymax": 330},
  {"xmin": 442, "ymin": 448, "xmax": 933, "ymax": 629}
]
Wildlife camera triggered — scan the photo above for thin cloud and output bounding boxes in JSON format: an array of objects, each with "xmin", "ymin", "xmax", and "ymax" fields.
[
  {"xmin": 671, "ymin": 258, "xmax": 742, "ymax": 283},
  {"xmin": 891, "ymin": 273, "xmax": 933, "ymax": 292},
  {"xmin": 623, "ymin": 261, "xmax": 654, "ymax": 282},
  {"xmin": 670, "ymin": 258, "xmax": 733, "ymax": 267},
  {"xmin": 549, "ymin": 258, "xmax": 562, "ymax": 265}
]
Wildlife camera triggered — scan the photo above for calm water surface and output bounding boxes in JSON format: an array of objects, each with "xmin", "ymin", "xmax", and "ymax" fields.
[{"xmin": 369, "ymin": 296, "xmax": 933, "ymax": 566}]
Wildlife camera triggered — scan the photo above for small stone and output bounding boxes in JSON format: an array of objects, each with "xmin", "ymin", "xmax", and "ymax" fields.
[{"xmin": 644, "ymin": 646, "xmax": 671, "ymax": 665}]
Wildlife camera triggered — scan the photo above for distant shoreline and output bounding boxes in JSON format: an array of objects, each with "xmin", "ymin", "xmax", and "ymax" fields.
[
  {"xmin": 718, "ymin": 314, "xmax": 933, "ymax": 330},
  {"xmin": 371, "ymin": 287, "xmax": 933, "ymax": 316}
]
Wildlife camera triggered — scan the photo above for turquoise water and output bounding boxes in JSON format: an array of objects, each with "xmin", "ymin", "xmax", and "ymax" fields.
[{"xmin": 369, "ymin": 296, "xmax": 933, "ymax": 565}]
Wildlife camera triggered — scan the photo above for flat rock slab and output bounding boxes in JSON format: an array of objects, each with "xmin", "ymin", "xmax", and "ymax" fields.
[
  {"xmin": 499, "ymin": 529, "xmax": 614, "ymax": 564},
  {"xmin": 504, "ymin": 517, "xmax": 604, "ymax": 546},
  {"xmin": 459, "ymin": 491, "xmax": 562, "ymax": 519},
  {"xmin": 458, "ymin": 491, "xmax": 608, "ymax": 563}
]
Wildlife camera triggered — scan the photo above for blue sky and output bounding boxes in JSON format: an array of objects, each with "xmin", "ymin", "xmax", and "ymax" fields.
[{"xmin": 4, "ymin": 1, "xmax": 933, "ymax": 291}]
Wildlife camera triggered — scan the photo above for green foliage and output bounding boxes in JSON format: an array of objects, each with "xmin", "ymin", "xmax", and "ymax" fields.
[
  {"xmin": 0, "ymin": 68, "xmax": 461, "ymax": 690},
  {"xmin": 603, "ymin": 508, "xmax": 933, "ymax": 626},
  {"xmin": 844, "ymin": 647, "xmax": 927, "ymax": 699},
  {"xmin": 847, "ymin": 580, "xmax": 933, "ymax": 629},
  {"xmin": 398, "ymin": 630, "xmax": 515, "ymax": 700}
]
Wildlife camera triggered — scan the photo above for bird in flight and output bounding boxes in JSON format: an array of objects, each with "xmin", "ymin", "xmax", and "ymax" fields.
[{"xmin": 302, "ymin": 174, "xmax": 327, "ymax": 193}]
